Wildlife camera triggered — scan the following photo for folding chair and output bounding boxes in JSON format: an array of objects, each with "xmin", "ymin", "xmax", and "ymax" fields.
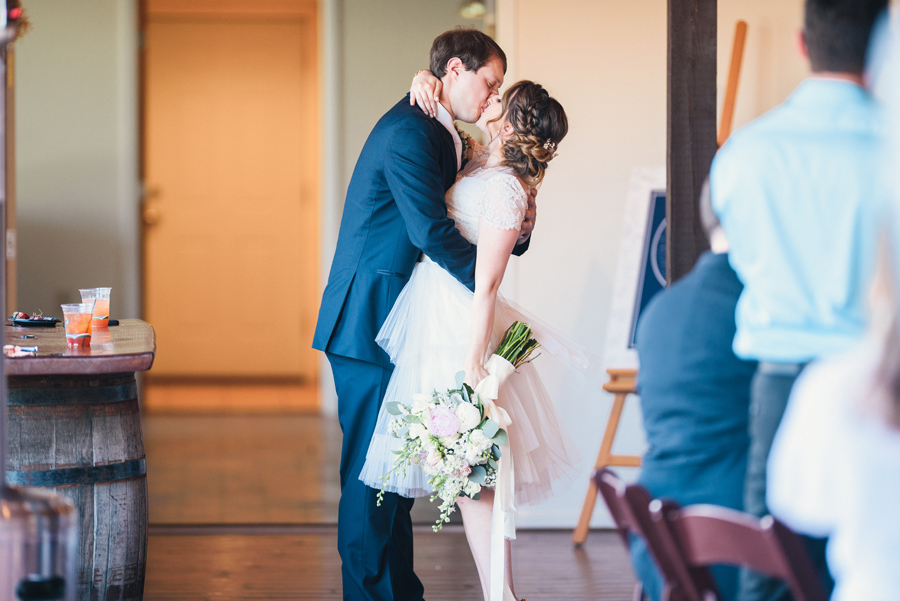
[
  {"xmin": 649, "ymin": 500, "xmax": 828, "ymax": 601},
  {"xmin": 595, "ymin": 468, "xmax": 718, "ymax": 601},
  {"xmin": 593, "ymin": 468, "xmax": 646, "ymax": 601}
]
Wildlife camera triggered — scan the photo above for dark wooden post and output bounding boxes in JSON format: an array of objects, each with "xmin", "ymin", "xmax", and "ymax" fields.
[{"xmin": 667, "ymin": 0, "xmax": 717, "ymax": 283}]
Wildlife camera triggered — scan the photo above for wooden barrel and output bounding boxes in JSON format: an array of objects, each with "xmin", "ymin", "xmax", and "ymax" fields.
[{"xmin": 5, "ymin": 372, "xmax": 148, "ymax": 601}]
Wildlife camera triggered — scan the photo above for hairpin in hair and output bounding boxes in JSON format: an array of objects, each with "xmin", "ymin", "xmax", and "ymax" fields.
[{"xmin": 542, "ymin": 138, "xmax": 559, "ymax": 158}]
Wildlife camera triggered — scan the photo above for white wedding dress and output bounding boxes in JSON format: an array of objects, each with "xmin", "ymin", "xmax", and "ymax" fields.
[{"xmin": 359, "ymin": 159, "xmax": 587, "ymax": 506}]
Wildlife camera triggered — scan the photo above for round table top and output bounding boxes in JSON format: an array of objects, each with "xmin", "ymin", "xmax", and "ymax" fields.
[{"xmin": 3, "ymin": 319, "xmax": 156, "ymax": 376}]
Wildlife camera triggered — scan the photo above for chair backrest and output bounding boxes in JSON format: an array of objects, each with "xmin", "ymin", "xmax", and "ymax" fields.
[
  {"xmin": 650, "ymin": 500, "xmax": 828, "ymax": 601},
  {"xmin": 593, "ymin": 469, "xmax": 714, "ymax": 601},
  {"xmin": 594, "ymin": 468, "xmax": 635, "ymax": 548}
]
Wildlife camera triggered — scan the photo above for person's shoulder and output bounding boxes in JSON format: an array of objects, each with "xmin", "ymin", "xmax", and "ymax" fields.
[
  {"xmin": 796, "ymin": 343, "xmax": 877, "ymax": 406},
  {"xmin": 485, "ymin": 167, "xmax": 523, "ymax": 185},
  {"xmin": 638, "ymin": 254, "xmax": 733, "ymax": 338},
  {"xmin": 379, "ymin": 96, "xmax": 436, "ymax": 130},
  {"xmin": 484, "ymin": 168, "xmax": 527, "ymax": 200},
  {"xmin": 377, "ymin": 97, "xmax": 445, "ymax": 149},
  {"xmin": 718, "ymin": 105, "xmax": 786, "ymax": 156}
]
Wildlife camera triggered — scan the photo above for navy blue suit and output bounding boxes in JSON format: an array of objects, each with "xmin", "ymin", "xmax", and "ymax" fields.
[
  {"xmin": 314, "ymin": 96, "xmax": 527, "ymax": 601},
  {"xmin": 631, "ymin": 252, "xmax": 757, "ymax": 601}
]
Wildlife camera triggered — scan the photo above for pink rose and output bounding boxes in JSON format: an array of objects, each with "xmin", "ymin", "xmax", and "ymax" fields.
[{"xmin": 427, "ymin": 405, "xmax": 460, "ymax": 438}]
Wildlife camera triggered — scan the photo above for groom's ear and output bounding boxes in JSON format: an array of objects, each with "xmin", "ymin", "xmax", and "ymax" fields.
[{"xmin": 443, "ymin": 56, "xmax": 464, "ymax": 81}]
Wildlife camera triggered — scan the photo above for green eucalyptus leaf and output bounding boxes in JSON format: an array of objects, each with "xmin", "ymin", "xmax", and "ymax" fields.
[
  {"xmin": 385, "ymin": 402, "xmax": 404, "ymax": 415},
  {"xmin": 482, "ymin": 419, "xmax": 499, "ymax": 439},
  {"xmin": 455, "ymin": 370, "xmax": 465, "ymax": 389},
  {"xmin": 468, "ymin": 464, "xmax": 487, "ymax": 484},
  {"xmin": 491, "ymin": 429, "xmax": 508, "ymax": 446}
]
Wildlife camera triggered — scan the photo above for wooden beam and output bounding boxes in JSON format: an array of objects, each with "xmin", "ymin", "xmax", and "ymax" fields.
[{"xmin": 667, "ymin": 0, "xmax": 717, "ymax": 283}]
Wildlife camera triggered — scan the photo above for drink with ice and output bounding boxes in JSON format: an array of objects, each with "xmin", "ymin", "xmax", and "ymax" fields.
[
  {"xmin": 79, "ymin": 287, "xmax": 111, "ymax": 327},
  {"xmin": 61, "ymin": 303, "xmax": 94, "ymax": 347}
]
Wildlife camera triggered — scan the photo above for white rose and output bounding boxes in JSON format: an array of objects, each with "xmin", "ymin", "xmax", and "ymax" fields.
[
  {"xmin": 455, "ymin": 402, "xmax": 482, "ymax": 433},
  {"xmin": 409, "ymin": 423, "xmax": 426, "ymax": 439},
  {"xmin": 468, "ymin": 429, "xmax": 494, "ymax": 452},
  {"xmin": 465, "ymin": 448, "xmax": 484, "ymax": 465},
  {"xmin": 440, "ymin": 433, "xmax": 461, "ymax": 445},
  {"xmin": 412, "ymin": 393, "xmax": 432, "ymax": 413}
]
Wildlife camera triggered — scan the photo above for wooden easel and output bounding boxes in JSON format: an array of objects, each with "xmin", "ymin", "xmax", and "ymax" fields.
[
  {"xmin": 718, "ymin": 20, "xmax": 748, "ymax": 147},
  {"xmin": 572, "ymin": 368, "xmax": 641, "ymax": 545}
]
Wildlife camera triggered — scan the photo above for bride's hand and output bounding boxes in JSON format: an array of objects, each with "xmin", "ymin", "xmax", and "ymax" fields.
[
  {"xmin": 464, "ymin": 361, "xmax": 490, "ymax": 390},
  {"xmin": 409, "ymin": 69, "xmax": 442, "ymax": 118}
]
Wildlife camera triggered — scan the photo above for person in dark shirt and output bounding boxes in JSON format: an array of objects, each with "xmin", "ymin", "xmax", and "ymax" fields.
[{"xmin": 629, "ymin": 185, "xmax": 757, "ymax": 601}]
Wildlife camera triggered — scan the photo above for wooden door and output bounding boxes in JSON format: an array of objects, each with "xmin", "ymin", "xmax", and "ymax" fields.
[{"xmin": 143, "ymin": 1, "xmax": 318, "ymax": 382}]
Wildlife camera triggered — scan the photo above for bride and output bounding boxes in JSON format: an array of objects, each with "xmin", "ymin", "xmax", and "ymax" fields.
[{"xmin": 359, "ymin": 79, "xmax": 584, "ymax": 601}]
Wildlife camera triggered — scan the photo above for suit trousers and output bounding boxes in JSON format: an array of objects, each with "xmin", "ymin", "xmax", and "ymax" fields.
[
  {"xmin": 737, "ymin": 362, "xmax": 831, "ymax": 601},
  {"xmin": 326, "ymin": 352, "xmax": 424, "ymax": 601}
]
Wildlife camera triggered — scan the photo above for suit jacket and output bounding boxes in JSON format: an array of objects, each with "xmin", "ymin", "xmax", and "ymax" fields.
[{"xmin": 314, "ymin": 96, "xmax": 484, "ymax": 367}]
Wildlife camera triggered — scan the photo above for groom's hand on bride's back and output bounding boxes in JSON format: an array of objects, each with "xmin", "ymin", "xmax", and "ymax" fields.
[{"xmin": 518, "ymin": 188, "xmax": 537, "ymax": 244}]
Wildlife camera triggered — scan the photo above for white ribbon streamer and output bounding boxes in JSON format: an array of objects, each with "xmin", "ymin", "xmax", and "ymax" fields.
[{"xmin": 474, "ymin": 354, "xmax": 517, "ymax": 601}]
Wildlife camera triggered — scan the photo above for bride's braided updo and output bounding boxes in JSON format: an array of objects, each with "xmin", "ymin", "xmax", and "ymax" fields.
[{"xmin": 493, "ymin": 80, "xmax": 568, "ymax": 186}]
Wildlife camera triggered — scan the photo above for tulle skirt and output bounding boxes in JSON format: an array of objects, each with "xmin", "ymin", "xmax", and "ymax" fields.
[{"xmin": 359, "ymin": 256, "xmax": 587, "ymax": 507}]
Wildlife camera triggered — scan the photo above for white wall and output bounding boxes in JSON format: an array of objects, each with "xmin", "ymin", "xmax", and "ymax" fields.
[
  {"xmin": 491, "ymin": 0, "xmax": 806, "ymax": 528},
  {"xmin": 15, "ymin": 0, "xmax": 140, "ymax": 319}
]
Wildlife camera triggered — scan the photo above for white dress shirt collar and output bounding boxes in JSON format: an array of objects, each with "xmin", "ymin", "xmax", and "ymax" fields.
[{"xmin": 435, "ymin": 102, "xmax": 462, "ymax": 170}]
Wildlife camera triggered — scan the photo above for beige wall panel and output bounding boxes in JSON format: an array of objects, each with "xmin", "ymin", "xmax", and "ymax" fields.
[{"xmin": 15, "ymin": 0, "xmax": 139, "ymax": 319}]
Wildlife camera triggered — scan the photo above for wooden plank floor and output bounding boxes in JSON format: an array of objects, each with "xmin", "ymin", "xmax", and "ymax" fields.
[
  {"xmin": 144, "ymin": 414, "xmax": 452, "ymax": 525},
  {"xmin": 144, "ymin": 526, "xmax": 635, "ymax": 600},
  {"xmin": 142, "ymin": 414, "xmax": 636, "ymax": 599}
]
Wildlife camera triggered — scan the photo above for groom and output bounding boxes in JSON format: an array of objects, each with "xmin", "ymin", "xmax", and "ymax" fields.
[{"xmin": 313, "ymin": 28, "xmax": 530, "ymax": 601}]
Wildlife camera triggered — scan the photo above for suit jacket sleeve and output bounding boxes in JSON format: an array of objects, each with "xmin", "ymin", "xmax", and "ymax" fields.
[
  {"xmin": 512, "ymin": 236, "xmax": 530, "ymax": 256},
  {"xmin": 384, "ymin": 123, "xmax": 477, "ymax": 291}
]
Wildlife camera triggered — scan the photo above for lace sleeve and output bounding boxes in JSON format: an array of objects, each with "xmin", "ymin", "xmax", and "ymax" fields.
[{"xmin": 479, "ymin": 173, "xmax": 527, "ymax": 231}]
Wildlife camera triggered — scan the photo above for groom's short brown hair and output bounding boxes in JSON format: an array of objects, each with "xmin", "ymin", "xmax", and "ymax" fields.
[{"xmin": 430, "ymin": 28, "xmax": 507, "ymax": 79}]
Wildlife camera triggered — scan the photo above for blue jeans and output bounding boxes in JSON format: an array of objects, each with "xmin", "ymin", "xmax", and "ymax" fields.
[{"xmin": 737, "ymin": 362, "xmax": 831, "ymax": 601}]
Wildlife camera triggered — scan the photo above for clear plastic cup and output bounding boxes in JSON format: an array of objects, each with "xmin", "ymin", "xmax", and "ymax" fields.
[
  {"xmin": 61, "ymin": 303, "xmax": 94, "ymax": 347},
  {"xmin": 78, "ymin": 288, "xmax": 111, "ymax": 327}
]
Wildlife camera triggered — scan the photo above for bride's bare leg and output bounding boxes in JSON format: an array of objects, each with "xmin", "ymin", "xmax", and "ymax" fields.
[{"xmin": 457, "ymin": 490, "xmax": 517, "ymax": 601}]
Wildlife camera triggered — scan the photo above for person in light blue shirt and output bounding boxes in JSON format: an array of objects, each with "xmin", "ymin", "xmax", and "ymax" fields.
[{"xmin": 710, "ymin": 1, "xmax": 888, "ymax": 599}]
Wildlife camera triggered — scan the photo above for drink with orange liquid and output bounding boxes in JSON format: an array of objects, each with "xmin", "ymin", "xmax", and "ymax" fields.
[
  {"xmin": 79, "ymin": 287, "xmax": 111, "ymax": 327},
  {"xmin": 61, "ymin": 303, "xmax": 94, "ymax": 346}
]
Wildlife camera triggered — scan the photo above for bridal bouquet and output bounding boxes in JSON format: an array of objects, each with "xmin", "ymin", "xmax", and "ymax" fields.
[{"xmin": 378, "ymin": 321, "xmax": 541, "ymax": 530}]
